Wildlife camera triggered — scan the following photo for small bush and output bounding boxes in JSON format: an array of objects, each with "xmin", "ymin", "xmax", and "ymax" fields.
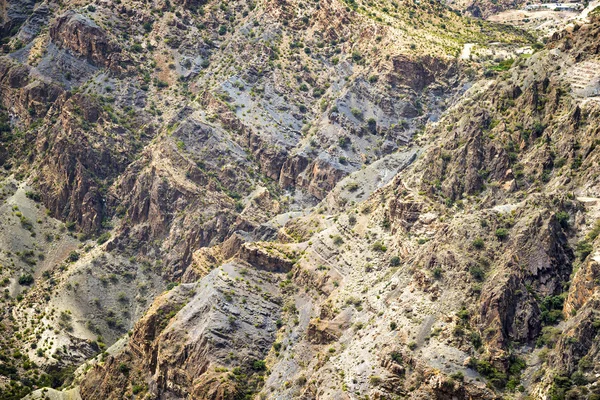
[
  {"xmin": 470, "ymin": 332, "xmax": 482, "ymax": 349},
  {"xmin": 371, "ymin": 241, "xmax": 387, "ymax": 252},
  {"xmin": 495, "ymin": 228, "xmax": 508, "ymax": 240},
  {"xmin": 346, "ymin": 182, "xmax": 359, "ymax": 192},
  {"xmin": 450, "ymin": 371, "xmax": 464, "ymax": 381},
  {"xmin": 25, "ymin": 191, "xmax": 41, "ymax": 201},
  {"xmin": 252, "ymin": 360, "xmax": 266, "ymax": 371},
  {"xmin": 469, "ymin": 265, "xmax": 485, "ymax": 281},
  {"xmin": 97, "ymin": 232, "xmax": 111, "ymax": 245},
  {"xmin": 130, "ymin": 43, "xmax": 143, "ymax": 53},
  {"xmin": 472, "ymin": 238, "xmax": 484, "ymax": 249},
  {"xmin": 18, "ymin": 274, "xmax": 34, "ymax": 285},
  {"xmin": 556, "ymin": 211, "xmax": 570, "ymax": 229},
  {"xmin": 132, "ymin": 385, "xmax": 145, "ymax": 394},
  {"xmin": 118, "ymin": 363, "xmax": 130, "ymax": 374},
  {"xmin": 20, "ymin": 216, "xmax": 33, "ymax": 231},
  {"xmin": 68, "ymin": 251, "xmax": 80, "ymax": 262},
  {"xmin": 576, "ymin": 240, "xmax": 593, "ymax": 261},
  {"xmin": 390, "ymin": 351, "xmax": 403, "ymax": 364},
  {"xmin": 338, "ymin": 136, "xmax": 351, "ymax": 149}
]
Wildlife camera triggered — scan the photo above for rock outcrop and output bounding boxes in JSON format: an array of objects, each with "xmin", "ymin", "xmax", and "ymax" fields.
[
  {"xmin": 80, "ymin": 262, "xmax": 283, "ymax": 399},
  {"xmin": 49, "ymin": 11, "xmax": 123, "ymax": 70}
]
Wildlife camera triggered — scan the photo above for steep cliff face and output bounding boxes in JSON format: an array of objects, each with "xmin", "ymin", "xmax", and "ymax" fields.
[{"xmin": 49, "ymin": 11, "xmax": 124, "ymax": 70}]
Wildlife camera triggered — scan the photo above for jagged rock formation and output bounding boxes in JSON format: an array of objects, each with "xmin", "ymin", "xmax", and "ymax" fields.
[{"xmin": 80, "ymin": 263, "xmax": 282, "ymax": 399}]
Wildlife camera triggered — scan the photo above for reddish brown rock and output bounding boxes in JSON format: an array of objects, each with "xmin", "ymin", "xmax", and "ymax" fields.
[{"xmin": 49, "ymin": 11, "xmax": 124, "ymax": 70}]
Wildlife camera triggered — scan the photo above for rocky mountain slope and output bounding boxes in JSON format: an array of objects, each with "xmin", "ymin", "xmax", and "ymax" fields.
[{"xmin": 1, "ymin": 0, "xmax": 599, "ymax": 399}]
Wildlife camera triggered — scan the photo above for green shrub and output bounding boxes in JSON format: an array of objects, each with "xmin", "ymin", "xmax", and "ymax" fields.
[
  {"xmin": 469, "ymin": 265, "xmax": 485, "ymax": 281},
  {"xmin": 457, "ymin": 307, "xmax": 470, "ymax": 322},
  {"xmin": 490, "ymin": 58, "xmax": 514, "ymax": 72},
  {"xmin": 571, "ymin": 371, "xmax": 587, "ymax": 386},
  {"xmin": 540, "ymin": 295, "xmax": 565, "ymax": 325},
  {"xmin": 18, "ymin": 274, "xmax": 34, "ymax": 286},
  {"xmin": 25, "ymin": 191, "xmax": 41, "ymax": 201},
  {"xmin": 20, "ymin": 216, "xmax": 34, "ymax": 232},
  {"xmin": 576, "ymin": 240, "xmax": 593, "ymax": 261},
  {"xmin": 68, "ymin": 251, "xmax": 80, "ymax": 262},
  {"xmin": 371, "ymin": 241, "xmax": 387, "ymax": 252},
  {"xmin": 132, "ymin": 385, "xmax": 145, "ymax": 394},
  {"xmin": 118, "ymin": 363, "xmax": 130, "ymax": 374},
  {"xmin": 556, "ymin": 211, "xmax": 570, "ymax": 229},
  {"xmin": 495, "ymin": 228, "xmax": 508, "ymax": 240},
  {"xmin": 450, "ymin": 371, "xmax": 464, "ymax": 381},
  {"xmin": 96, "ymin": 232, "xmax": 111, "ymax": 245},
  {"xmin": 130, "ymin": 43, "xmax": 143, "ymax": 53},
  {"xmin": 338, "ymin": 136, "xmax": 351, "ymax": 149},
  {"xmin": 390, "ymin": 351, "xmax": 402, "ymax": 364},
  {"xmin": 467, "ymin": 358, "xmax": 507, "ymax": 388},
  {"xmin": 252, "ymin": 360, "xmax": 266, "ymax": 371},
  {"xmin": 469, "ymin": 331, "xmax": 482, "ymax": 349}
]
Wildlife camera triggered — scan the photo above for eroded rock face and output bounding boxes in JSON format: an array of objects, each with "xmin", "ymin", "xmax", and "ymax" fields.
[
  {"xmin": 108, "ymin": 142, "xmax": 239, "ymax": 277},
  {"xmin": 33, "ymin": 93, "xmax": 132, "ymax": 232},
  {"xmin": 565, "ymin": 258, "xmax": 600, "ymax": 315},
  {"xmin": 479, "ymin": 207, "xmax": 573, "ymax": 347},
  {"xmin": 49, "ymin": 11, "xmax": 123, "ymax": 70},
  {"xmin": 0, "ymin": 0, "xmax": 37, "ymax": 38},
  {"xmin": 387, "ymin": 55, "xmax": 440, "ymax": 92},
  {"xmin": 0, "ymin": 58, "xmax": 63, "ymax": 119},
  {"xmin": 549, "ymin": 300, "xmax": 600, "ymax": 373},
  {"xmin": 307, "ymin": 319, "xmax": 342, "ymax": 344},
  {"xmin": 81, "ymin": 262, "xmax": 283, "ymax": 399},
  {"xmin": 388, "ymin": 197, "xmax": 424, "ymax": 231},
  {"xmin": 236, "ymin": 242, "xmax": 295, "ymax": 273},
  {"xmin": 299, "ymin": 158, "xmax": 348, "ymax": 200}
]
